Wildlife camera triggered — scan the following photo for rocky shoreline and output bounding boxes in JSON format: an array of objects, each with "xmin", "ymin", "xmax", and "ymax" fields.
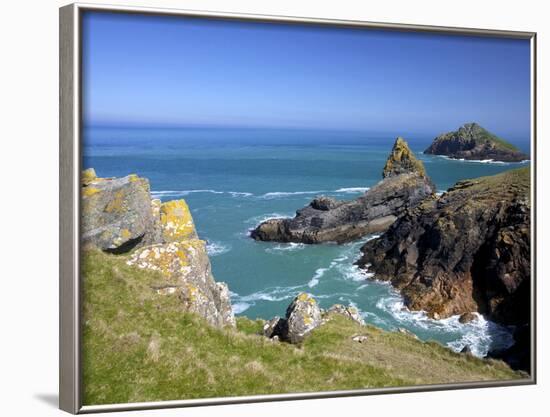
[{"xmin": 251, "ymin": 137, "xmax": 435, "ymax": 244}]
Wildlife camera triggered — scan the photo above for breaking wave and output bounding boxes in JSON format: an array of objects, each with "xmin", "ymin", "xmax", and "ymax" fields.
[{"xmin": 205, "ymin": 241, "xmax": 231, "ymax": 256}]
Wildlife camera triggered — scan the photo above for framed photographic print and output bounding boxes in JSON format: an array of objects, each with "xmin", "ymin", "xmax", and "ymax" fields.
[{"xmin": 59, "ymin": 2, "xmax": 536, "ymax": 414}]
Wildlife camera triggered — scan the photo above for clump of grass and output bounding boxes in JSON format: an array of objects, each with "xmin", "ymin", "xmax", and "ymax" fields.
[{"xmin": 82, "ymin": 248, "xmax": 524, "ymax": 406}]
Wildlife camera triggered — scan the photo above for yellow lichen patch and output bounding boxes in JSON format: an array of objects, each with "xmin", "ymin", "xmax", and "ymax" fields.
[
  {"xmin": 128, "ymin": 174, "xmax": 140, "ymax": 182},
  {"xmin": 104, "ymin": 190, "xmax": 127, "ymax": 214},
  {"xmin": 127, "ymin": 241, "xmax": 203, "ymax": 278},
  {"xmin": 120, "ymin": 229, "xmax": 132, "ymax": 240},
  {"xmin": 160, "ymin": 200, "xmax": 197, "ymax": 242},
  {"xmin": 82, "ymin": 168, "xmax": 97, "ymax": 185},
  {"xmin": 83, "ymin": 186, "xmax": 101, "ymax": 198}
]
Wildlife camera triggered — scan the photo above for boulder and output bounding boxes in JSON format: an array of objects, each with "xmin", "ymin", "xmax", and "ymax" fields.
[
  {"xmin": 326, "ymin": 304, "xmax": 365, "ymax": 326},
  {"xmin": 251, "ymin": 137, "xmax": 435, "ymax": 244},
  {"xmin": 82, "ymin": 173, "xmax": 159, "ymax": 252},
  {"xmin": 424, "ymin": 122, "xmax": 529, "ymax": 162},
  {"xmin": 263, "ymin": 293, "xmax": 323, "ymax": 344},
  {"xmin": 458, "ymin": 312, "xmax": 477, "ymax": 324},
  {"xmin": 285, "ymin": 293, "xmax": 323, "ymax": 344}
]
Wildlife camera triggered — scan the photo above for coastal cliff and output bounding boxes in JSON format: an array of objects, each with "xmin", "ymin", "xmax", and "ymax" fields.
[
  {"xmin": 251, "ymin": 137, "xmax": 435, "ymax": 244},
  {"xmin": 81, "ymin": 168, "xmax": 235, "ymax": 328},
  {"xmin": 357, "ymin": 167, "xmax": 530, "ymax": 369},
  {"xmin": 424, "ymin": 123, "xmax": 528, "ymax": 162}
]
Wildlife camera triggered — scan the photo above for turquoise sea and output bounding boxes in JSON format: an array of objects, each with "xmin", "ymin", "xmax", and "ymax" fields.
[{"xmin": 83, "ymin": 126, "xmax": 531, "ymax": 357}]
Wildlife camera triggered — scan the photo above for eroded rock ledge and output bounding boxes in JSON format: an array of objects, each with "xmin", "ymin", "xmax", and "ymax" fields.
[
  {"xmin": 251, "ymin": 137, "xmax": 435, "ymax": 244},
  {"xmin": 81, "ymin": 168, "xmax": 235, "ymax": 328}
]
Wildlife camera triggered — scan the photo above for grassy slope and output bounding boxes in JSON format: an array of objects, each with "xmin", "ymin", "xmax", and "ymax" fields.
[
  {"xmin": 82, "ymin": 248, "xmax": 523, "ymax": 406},
  {"xmin": 472, "ymin": 126, "xmax": 520, "ymax": 151}
]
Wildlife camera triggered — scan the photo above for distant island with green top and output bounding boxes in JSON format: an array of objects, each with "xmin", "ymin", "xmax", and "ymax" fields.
[{"xmin": 424, "ymin": 123, "xmax": 529, "ymax": 162}]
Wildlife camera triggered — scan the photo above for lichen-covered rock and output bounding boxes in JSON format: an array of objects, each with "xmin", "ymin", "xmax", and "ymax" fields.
[
  {"xmin": 83, "ymin": 169, "xmax": 235, "ymax": 329},
  {"xmin": 326, "ymin": 304, "xmax": 365, "ymax": 326},
  {"xmin": 251, "ymin": 137, "xmax": 434, "ymax": 244},
  {"xmin": 284, "ymin": 293, "xmax": 323, "ymax": 344},
  {"xmin": 128, "ymin": 239, "xmax": 235, "ymax": 328},
  {"xmin": 82, "ymin": 173, "xmax": 158, "ymax": 252},
  {"xmin": 383, "ymin": 137, "xmax": 427, "ymax": 178},
  {"xmin": 160, "ymin": 199, "xmax": 198, "ymax": 242},
  {"xmin": 262, "ymin": 293, "xmax": 322, "ymax": 343},
  {"xmin": 358, "ymin": 167, "xmax": 530, "ymax": 327},
  {"xmin": 424, "ymin": 122, "xmax": 529, "ymax": 162}
]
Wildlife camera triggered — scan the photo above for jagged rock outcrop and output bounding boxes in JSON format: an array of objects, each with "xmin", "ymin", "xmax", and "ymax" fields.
[
  {"xmin": 81, "ymin": 168, "xmax": 161, "ymax": 252},
  {"xmin": 357, "ymin": 167, "xmax": 530, "ymax": 327},
  {"xmin": 251, "ymin": 137, "xmax": 435, "ymax": 244},
  {"xmin": 264, "ymin": 294, "xmax": 365, "ymax": 344},
  {"xmin": 383, "ymin": 137, "xmax": 427, "ymax": 178},
  {"xmin": 82, "ymin": 169, "xmax": 235, "ymax": 328},
  {"xmin": 424, "ymin": 123, "xmax": 528, "ymax": 162},
  {"xmin": 326, "ymin": 304, "xmax": 365, "ymax": 326}
]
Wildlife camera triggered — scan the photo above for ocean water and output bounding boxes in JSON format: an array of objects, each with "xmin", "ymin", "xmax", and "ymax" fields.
[{"xmin": 83, "ymin": 126, "xmax": 531, "ymax": 357}]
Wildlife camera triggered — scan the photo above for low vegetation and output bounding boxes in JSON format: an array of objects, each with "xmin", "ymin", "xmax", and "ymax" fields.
[{"xmin": 82, "ymin": 248, "xmax": 524, "ymax": 406}]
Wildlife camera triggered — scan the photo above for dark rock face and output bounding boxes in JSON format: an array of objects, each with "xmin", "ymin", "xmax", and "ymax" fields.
[
  {"xmin": 357, "ymin": 167, "xmax": 530, "ymax": 325},
  {"xmin": 424, "ymin": 123, "xmax": 529, "ymax": 162},
  {"xmin": 251, "ymin": 137, "xmax": 435, "ymax": 244},
  {"xmin": 488, "ymin": 324, "xmax": 531, "ymax": 373}
]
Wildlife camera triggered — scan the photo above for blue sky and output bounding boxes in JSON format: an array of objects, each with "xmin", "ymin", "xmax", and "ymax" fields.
[{"xmin": 82, "ymin": 12, "xmax": 531, "ymax": 139}]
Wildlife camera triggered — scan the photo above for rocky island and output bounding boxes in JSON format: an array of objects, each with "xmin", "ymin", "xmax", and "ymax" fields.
[
  {"xmin": 357, "ymin": 167, "xmax": 531, "ymax": 371},
  {"xmin": 251, "ymin": 137, "xmax": 435, "ymax": 244},
  {"xmin": 424, "ymin": 122, "xmax": 528, "ymax": 162}
]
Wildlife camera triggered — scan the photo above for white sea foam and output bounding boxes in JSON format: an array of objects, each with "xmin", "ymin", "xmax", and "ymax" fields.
[
  {"xmin": 205, "ymin": 241, "xmax": 231, "ymax": 256},
  {"xmin": 260, "ymin": 190, "xmax": 326, "ymax": 199},
  {"xmin": 375, "ymin": 291, "xmax": 514, "ymax": 357},
  {"xmin": 232, "ymin": 302, "xmax": 252, "ymax": 314},
  {"xmin": 433, "ymin": 155, "xmax": 530, "ymax": 165},
  {"xmin": 334, "ymin": 187, "xmax": 370, "ymax": 194},
  {"xmin": 151, "ymin": 189, "xmax": 250, "ymax": 198},
  {"xmin": 233, "ymin": 285, "xmax": 305, "ymax": 304},
  {"xmin": 308, "ymin": 268, "xmax": 328, "ymax": 288},
  {"xmin": 266, "ymin": 242, "xmax": 307, "ymax": 254}
]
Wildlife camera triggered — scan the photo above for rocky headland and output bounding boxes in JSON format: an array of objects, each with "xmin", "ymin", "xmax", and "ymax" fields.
[
  {"xmin": 424, "ymin": 122, "xmax": 528, "ymax": 162},
  {"xmin": 81, "ymin": 168, "xmax": 235, "ymax": 328},
  {"xmin": 357, "ymin": 167, "xmax": 531, "ymax": 370},
  {"xmin": 251, "ymin": 137, "xmax": 435, "ymax": 244}
]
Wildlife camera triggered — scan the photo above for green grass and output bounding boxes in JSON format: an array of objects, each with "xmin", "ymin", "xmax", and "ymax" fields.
[
  {"xmin": 82, "ymin": 248, "xmax": 524, "ymax": 406},
  {"xmin": 472, "ymin": 126, "xmax": 520, "ymax": 151}
]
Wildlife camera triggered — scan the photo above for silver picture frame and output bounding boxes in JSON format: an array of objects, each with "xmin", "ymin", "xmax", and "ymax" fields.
[{"xmin": 59, "ymin": 2, "xmax": 537, "ymax": 414}]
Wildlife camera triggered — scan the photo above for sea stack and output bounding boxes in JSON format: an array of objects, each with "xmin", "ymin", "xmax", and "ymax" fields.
[
  {"xmin": 424, "ymin": 122, "xmax": 528, "ymax": 162},
  {"xmin": 250, "ymin": 137, "xmax": 435, "ymax": 244}
]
